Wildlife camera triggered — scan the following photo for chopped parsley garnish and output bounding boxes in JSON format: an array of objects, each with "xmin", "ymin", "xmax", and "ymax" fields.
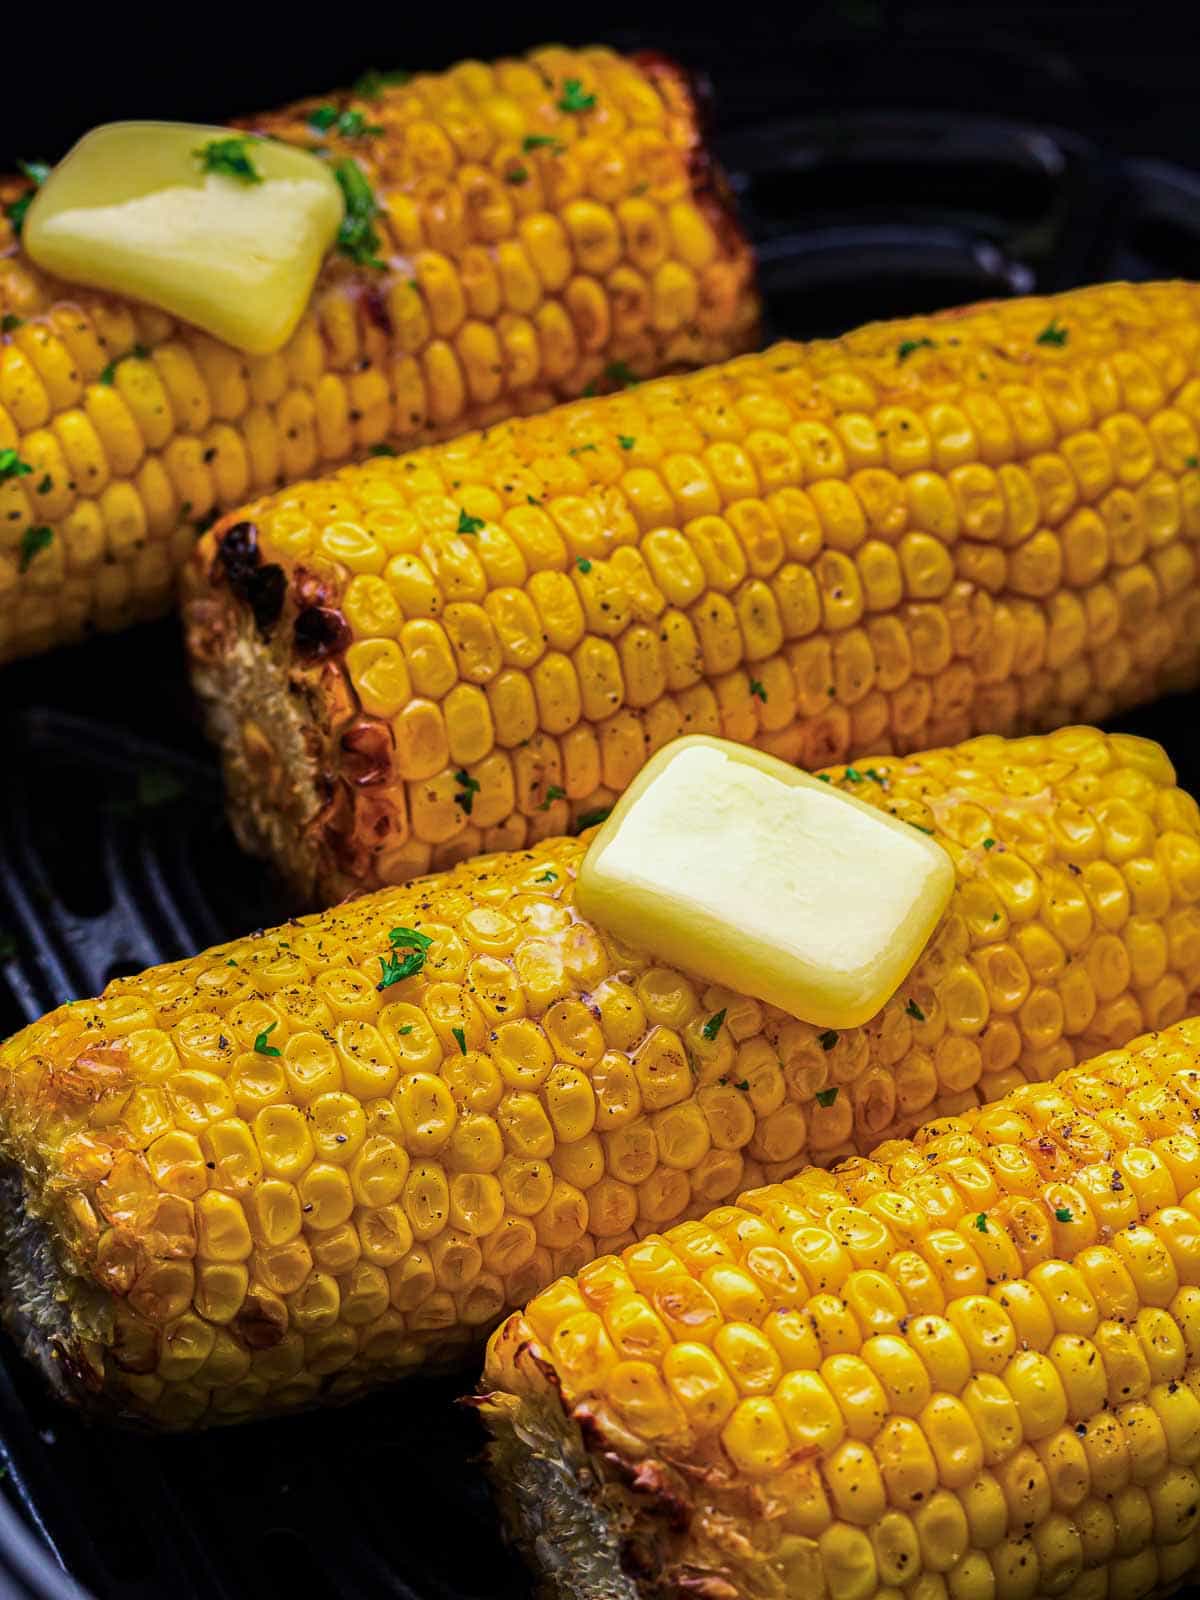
[
  {"xmin": 909, "ymin": 822, "xmax": 935, "ymax": 835},
  {"xmin": 576, "ymin": 557, "xmax": 592, "ymax": 573},
  {"xmin": 377, "ymin": 951, "xmax": 413, "ymax": 989},
  {"xmin": 18, "ymin": 525, "xmax": 52, "ymax": 571},
  {"xmin": 389, "ymin": 925, "xmax": 433, "ymax": 953},
  {"xmin": 368, "ymin": 443, "xmax": 397, "ymax": 457},
  {"xmin": 226, "ymin": 958, "xmax": 238, "ymax": 967},
  {"xmin": 897, "ymin": 337, "xmax": 936, "ymax": 362},
  {"xmin": 1055, "ymin": 1207, "xmax": 1074, "ymax": 1223},
  {"xmin": 817, "ymin": 773, "xmax": 832, "ymax": 782},
  {"xmin": 1, "ymin": 315, "xmax": 21, "ymax": 333},
  {"xmin": 844, "ymin": 767, "xmax": 863, "ymax": 782},
  {"xmin": 815, "ymin": 1087, "xmax": 839, "ymax": 1107},
  {"xmin": 4, "ymin": 160, "xmax": 50, "ymax": 236},
  {"xmin": 522, "ymin": 134, "xmax": 565, "ymax": 153},
  {"xmin": 905, "ymin": 998, "xmax": 926, "ymax": 1022},
  {"xmin": 535, "ymin": 870, "xmax": 557, "ymax": 883},
  {"xmin": 568, "ymin": 443, "xmax": 597, "ymax": 455},
  {"xmin": 398, "ymin": 1024, "xmax": 413, "ymax": 1035},
  {"xmin": 701, "ymin": 1009, "xmax": 726, "ymax": 1041},
  {"xmin": 36, "ymin": 474, "xmax": 52, "ymax": 494},
  {"xmin": 1036, "ymin": 320, "xmax": 1068, "ymax": 347},
  {"xmin": 454, "ymin": 769, "xmax": 481, "ymax": 815},
  {"xmin": 982, "ymin": 837, "xmax": 995, "ymax": 850},
  {"xmin": 506, "ymin": 165, "xmax": 529, "ymax": 186},
  {"xmin": 617, "ymin": 434, "xmax": 636, "ymax": 450},
  {"xmin": 1187, "ymin": 455, "xmax": 1199, "ymax": 469},
  {"xmin": 98, "ymin": 344, "xmax": 150, "ymax": 386},
  {"xmin": 540, "ymin": 784, "xmax": 567, "ymax": 810},
  {"xmin": 0, "ymin": 449, "xmax": 32, "ymax": 481},
  {"xmin": 733, "ymin": 1079, "xmax": 750, "ymax": 1091},
  {"xmin": 558, "ymin": 78, "xmax": 596, "ymax": 113},
  {"xmin": 452, "ymin": 1026, "xmax": 467, "ymax": 1055},
  {"xmin": 194, "ymin": 137, "xmax": 262, "ymax": 184},
  {"xmin": 865, "ymin": 768, "xmax": 886, "ymax": 784},
  {"xmin": 749, "ymin": 679, "xmax": 767, "ymax": 702},
  {"xmin": 975, "ymin": 1213, "xmax": 988, "ymax": 1232},
  {"xmin": 817, "ymin": 1029, "xmax": 838, "ymax": 1051},
  {"xmin": 575, "ymin": 807, "xmax": 611, "ymax": 831},
  {"xmin": 253, "ymin": 1022, "xmax": 281, "ymax": 1056},
  {"xmin": 353, "ymin": 67, "xmax": 411, "ymax": 99},
  {"xmin": 604, "ymin": 360, "xmax": 638, "ymax": 388},
  {"xmin": 333, "ymin": 158, "xmax": 386, "ymax": 269},
  {"xmin": 526, "ymin": 494, "xmax": 541, "ymax": 506},
  {"xmin": 309, "ymin": 106, "xmax": 382, "ymax": 138},
  {"xmin": 457, "ymin": 508, "xmax": 485, "ymax": 535}
]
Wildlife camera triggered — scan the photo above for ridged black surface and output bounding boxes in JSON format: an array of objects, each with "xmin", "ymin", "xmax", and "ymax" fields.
[{"xmin": 3, "ymin": 52, "xmax": 1200, "ymax": 1600}]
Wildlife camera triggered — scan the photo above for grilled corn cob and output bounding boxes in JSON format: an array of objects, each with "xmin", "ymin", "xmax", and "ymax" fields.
[
  {"xmin": 481, "ymin": 1013, "xmax": 1200, "ymax": 1600},
  {"xmin": 3, "ymin": 725, "xmax": 1200, "ymax": 1426},
  {"xmin": 0, "ymin": 47, "xmax": 757, "ymax": 664},
  {"xmin": 184, "ymin": 279, "xmax": 1200, "ymax": 903}
]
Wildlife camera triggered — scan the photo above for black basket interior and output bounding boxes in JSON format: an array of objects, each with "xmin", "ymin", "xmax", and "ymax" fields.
[{"xmin": 4, "ymin": 34, "xmax": 1200, "ymax": 1600}]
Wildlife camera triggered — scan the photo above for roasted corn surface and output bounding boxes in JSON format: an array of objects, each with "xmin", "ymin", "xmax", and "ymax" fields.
[
  {"xmin": 0, "ymin": 46, "xmax": 757, "ymax": 664},
  {"xmin": 481, "ymin": 1014, "xmax": 1200, "ymax": 1600},
  {"xmin": 4, "ymin": 726, "xmax": 1200, "ymax": 1426},
  {"xmin": 185, "ymin": 280, "xmax": 1200, "ymax": 903}
]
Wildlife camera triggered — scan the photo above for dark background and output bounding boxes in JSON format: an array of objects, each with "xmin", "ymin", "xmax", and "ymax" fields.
[{"xmin": 0, "ymin": 2, "xmax": 1196, "ymax": 166}]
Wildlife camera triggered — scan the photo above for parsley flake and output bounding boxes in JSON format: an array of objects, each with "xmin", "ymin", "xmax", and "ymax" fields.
[
  {"xmin": 702, "ymin": 1009, "xmax": 726, "ymax": 1041},
  {"xmin": 844, "ymin": 767, "xmax": 863, "ymax": 782},
  {"xmin": 817, "ymin": 1029, "xmax": 838, "ymax": 1051},
  {"xmin": 540, "ymin": 784, "xmax": 566, "ymax": 810},
  {"xmin": 1055, "ymin": 1206, "xmax": 1074, "ymax": 1223},
  {"xmin": 452, "ymin": 1026, "xmax": 467, "ymax": 1055},
  {"xmin": 253, "ymin": 1022, "xmax": 281, "ymax": 1056},
  {"xmin": 604, "ymin": 360, "xmax": 638, "ymax": 388},
  {"xmin": 897, "ymin": 337, "xmax": 936, "ymax": 361},
  {"xmin": 1188, "ymin": 455, "xmax": 1199, "ymax": 469},
  {"xmin": 817, "ymin": 773, "xmax": 832, "ymax": 783},
  {"xmin": 1036, "ymin": 319, "xmax": 1068, "ymax": 347},
  {"xmin": 1, "ymin": 315, "xmax": 22, "ymax": 333},
  {"xmin": 506, "ymin": 165, "xmax": 529, "ymax": 186},
  {"xmin": 18, "ymin": 525, "xmax": 52, "ymax": 571},
  {"xmin": 308, "ymin": 105, "xmax": 339, "ymax": 131},
  {"xmin": 0, "ymin": 449, "xmax": 32, "ymax": 481},
  {"xmin": 194, "ymin": 137, "xmax": 262, "ymax": 184},
  {"xmin": 336, "ymin": 109, "xmax": 383, "ymax": 138},
  {"xmin": 4, "ymin": 160, "xmax": 50, "ymax": 236},
  {"xmin": 617, "ymin": 434, "xmax": 636, "ymax": 450},
  {"xmin": 815, "ymin": 1087, "xmax": 839, "ymax": 1107},
  {"xmin": 368, "ymin": 443, "xmax": 397, "ymax": 457},
  {"xmin": 975, "ymin": 1213, "xmax": 989, "ymax": 1232},
  {"xmin": 576, "ymin": 557, "xmax": 592, "ymax": 573},
  {"xmin": 905, "ymin": 998, "xmax": 926, "ymax": 1022},
  {"xmin": 377, "ymin": 951, "xmax": 414, "ymax": 989},
  {"xmin": 575, "ymin": 807, "xmax": 611, "ymax": 831},
  {"xmin": 398, "ymin": 1024, "xmax": 414, "ymax": 1035},
  {"xmin": 457, "ymin": 508, "xmax": 485, "ymax": 535},
  {"xmin": 535, "ymin": 870, "xmax": 557, "ymax": 883},
  {"xmin": 226, "ymin": 958, "xmax": 238, "ymax": 967},
  {"xmin": 334, "ymin": 158, "xmax": 386, "ymax": 269},
  {"xmin": 749, "ymin": 678, "xmax": 767, "ymax": 702},
  {"xmin": 353, "ymin": 67, "xmax": 411, "ymax": 99},
  {"xmin": 36, "ymin": 474, "xmax": 52, "ymax": 494},
  {"xmin": 389, "ymin": 925, "xmax": 433, "ymax": 953},
  {"xmin": 558, "ymin": 79, "xmax": 596, "ymax": 113},
  {"xmin": 982, "ymin": 837, "xmax": 995, "ymax": 850},
  {"xmin": 522, "ymin": 134, "xmax": 565, "ymax": 153},
  {"xmin": 910, "ymin": 822, "xmax": 935, "ymax": 835},
  {"xmin": 733, "ymin": 1079, "xmax": 750, "ymax": 1091},
  {"xmin": 454, "ymin": 769, "xmax": 481, "ymax": 815}
]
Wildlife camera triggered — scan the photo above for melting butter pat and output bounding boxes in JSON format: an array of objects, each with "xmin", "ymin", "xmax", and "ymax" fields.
[
  {"xmin": 576, "ymin": 736, "xmax": 954, "ymax": 1028},
  {"xmin": 23, "ymin": 122, "xmax": 344, "ymax": 355}
]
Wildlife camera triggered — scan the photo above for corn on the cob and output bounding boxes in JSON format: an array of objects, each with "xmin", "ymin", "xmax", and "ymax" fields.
[
  {"xmin": 481, "ymin": 1012, "xmax": 1200, "ymax": 1600},
  {"xmin": 184, "ymin": 280, "xmax": 1200, "ymax": 904},
  {"xmin": 0, "ymin": 46, "xmax": 757, "ymax": 664},
  {"xmin": 3, "ymin": 725, "xmax": 1199, "ymax": 1427}
]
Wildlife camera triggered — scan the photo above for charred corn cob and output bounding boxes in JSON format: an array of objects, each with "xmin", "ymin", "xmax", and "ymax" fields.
[
  {"xmin": 3, "ymin": 725, "xmax": 1200, "ymax": 1426},
  {"xmin": 0, "ymin": 47, "xmax": 757, "ymax": 664},
  {"xmin": 481, "ymin": 1014, "xmax": 1200, "ymax": 1600},
  {"xmin": 184, "ymin": 279, "xmax": 1200, "ymax": 903}
]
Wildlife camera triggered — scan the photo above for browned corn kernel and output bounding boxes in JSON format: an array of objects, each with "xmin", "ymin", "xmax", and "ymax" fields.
[
  {"xmin": 186, "ymin": 279, "xmax": 1200, "ymax": 902},
  {"xmin": 481, "ymin": 1013, "xmax": 1200, "ymax": 1600},
  {"xmin": 0, "ymin": 47, "xmax": 757, "ymax": 664},
  {"xmin": 5, "ymin": 726, "xmax": 1200, "ymax": 1425}
]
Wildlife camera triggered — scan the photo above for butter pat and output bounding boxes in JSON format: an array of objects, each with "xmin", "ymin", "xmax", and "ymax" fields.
[
  {"xmin": 24, "ymin": 122, "xmax": 344, "ymax": 355},
  {"xmin": 576, "ymin": 736, "xmax": 955, "ymax": 1028}
]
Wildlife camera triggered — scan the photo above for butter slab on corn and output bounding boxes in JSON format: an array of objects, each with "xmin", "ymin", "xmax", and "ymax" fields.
[
  {"xmin": 23, "ymin": 122, "xmax": 344, "ymax": 355},
  {"xmin": 576, "ymin": 736, "xmax": 954, "ymax": 1028}
]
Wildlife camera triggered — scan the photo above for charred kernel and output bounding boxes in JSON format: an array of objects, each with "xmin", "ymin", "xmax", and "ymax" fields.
[{"xmin": 293, "ymin": 606, "xmax": 352, "ymax": 660}]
